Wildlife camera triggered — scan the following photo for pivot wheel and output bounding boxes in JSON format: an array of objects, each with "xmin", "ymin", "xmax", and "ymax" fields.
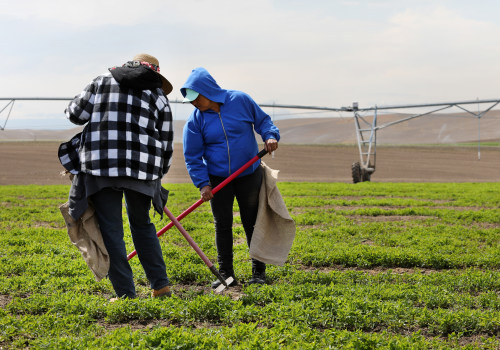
[
  {"xmin": 362, "ymin": 170, "xmax": 371, "ymax": 182},
  {"xmin": 352, "ymin": 162, "xmax": 372, "ymax": 183},
  {"xmin": 351, "ymin": 162, "xmax": 362, "ymax": 183}
]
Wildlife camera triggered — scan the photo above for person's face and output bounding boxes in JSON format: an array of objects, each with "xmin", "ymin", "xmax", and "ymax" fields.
[{"xmin": 191, "ymin": 94, "xmax": 212, "ymax": 111}]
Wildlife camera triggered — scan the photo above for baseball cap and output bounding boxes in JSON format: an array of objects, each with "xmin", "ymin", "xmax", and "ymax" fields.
[{"xmin": 182, "ymin": 88, "xmax": 200, "ymax": 103}]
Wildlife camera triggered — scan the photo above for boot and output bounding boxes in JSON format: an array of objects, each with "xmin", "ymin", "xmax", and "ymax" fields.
[
  {"xmin": 247, "ymin": 261, "xmax": 266, "ymax": 285},
  {"xmin": 152, "ymin": 285, "xmax": 172, "ymax": 298}
]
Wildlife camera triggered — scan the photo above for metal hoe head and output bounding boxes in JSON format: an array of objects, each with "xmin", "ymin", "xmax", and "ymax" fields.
[
  {"xmin": 210, "ymin": 265, "xmax": 233, "ymax": 293},
  {"xmin": 214, "ymin": 276, "xmax": 234, "ymax": 294}
]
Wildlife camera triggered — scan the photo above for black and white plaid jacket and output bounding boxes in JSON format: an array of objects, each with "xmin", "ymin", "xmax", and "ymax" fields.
[{"xmin": 64, "ymin": 71, "xmax": 173, "ymax": 180}]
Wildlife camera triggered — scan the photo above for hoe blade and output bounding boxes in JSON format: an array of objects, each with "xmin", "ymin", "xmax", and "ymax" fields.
[{"xmin": 214, "ymin": 276, "xmax": 234, "ymax": 294}]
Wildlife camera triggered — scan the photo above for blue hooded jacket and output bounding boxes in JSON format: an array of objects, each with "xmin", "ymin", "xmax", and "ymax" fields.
[{"xmin": 181, "ymin": 67, "xmax": 280, "ymax": 189}]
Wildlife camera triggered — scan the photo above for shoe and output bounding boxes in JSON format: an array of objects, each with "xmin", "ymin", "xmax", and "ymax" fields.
[
  {"xmin": 152, "ymin": 285, "xmax": 172, "ymax": 298},
  {"xmin": 248, "ymin": 261, "xmax": 266, "ymax": 285},
  {"xmin": 247, "ymin": 272, "xmax": 266, "ymax": 285},
  {"xmin": 211, "ymin": 272, "xmax": 238, "ymax": 289},
  {"xmin": 109, "ymin": 294, "xmax": 135, "ymax": 302}
]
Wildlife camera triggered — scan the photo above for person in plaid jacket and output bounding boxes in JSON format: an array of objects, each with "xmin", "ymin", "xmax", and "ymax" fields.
[{"xmin": 63, "ymin": 53, "xmax": 174, "ymax": 300}]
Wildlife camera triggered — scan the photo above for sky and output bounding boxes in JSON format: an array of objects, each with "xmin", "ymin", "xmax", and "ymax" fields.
[{"xmin": 1, "ymin": 0, "xmax": 500, "ymax": 129}]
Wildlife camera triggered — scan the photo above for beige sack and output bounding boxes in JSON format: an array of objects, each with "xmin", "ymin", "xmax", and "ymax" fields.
[
  {"xmin": 59, "ymin": 201, "xmax": 109, "ymax": 281},
  {"xmin": 249, "ymin": 162, "xmax": 296, "ymax": 266}
]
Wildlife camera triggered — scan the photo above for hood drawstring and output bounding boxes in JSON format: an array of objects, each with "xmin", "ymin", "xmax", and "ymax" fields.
[{"xmin": 217, "ymin": 112, "xmax": 231, "ymax": 176}]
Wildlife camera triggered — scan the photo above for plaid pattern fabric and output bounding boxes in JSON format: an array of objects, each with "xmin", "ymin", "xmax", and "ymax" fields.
[
  {"xmin": 58, "ymin": 130, "xmax": 84, "ymax": 174},
  {"xmin": 65, "ymin": 72, "xmax": 173, "ymax": 180}
]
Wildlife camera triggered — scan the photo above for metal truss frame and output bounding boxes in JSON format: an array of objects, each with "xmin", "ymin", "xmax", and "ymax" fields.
[{"xmin": 347, "ymin": 99, "xmax": 500, "ymax": 181}]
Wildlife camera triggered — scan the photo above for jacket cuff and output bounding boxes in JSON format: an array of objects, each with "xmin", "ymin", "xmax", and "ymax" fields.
[{"xmin": 198, "ymin": 181, "xmax": 211, "ymax": 189}]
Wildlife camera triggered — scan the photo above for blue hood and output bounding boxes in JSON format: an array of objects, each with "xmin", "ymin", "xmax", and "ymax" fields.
[
  {"xmin": 181, "ymin": 67, "xmax": 280, "ymax": 189},
  {"xmin": 181, "ymin": 67, "xmax": 227, "ymax": 103}
]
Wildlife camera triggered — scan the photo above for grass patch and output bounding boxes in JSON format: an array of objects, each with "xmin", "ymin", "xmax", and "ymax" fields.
[{"xmin": 1, "ymin": 183, "xmax": 499, "ymax": 349}]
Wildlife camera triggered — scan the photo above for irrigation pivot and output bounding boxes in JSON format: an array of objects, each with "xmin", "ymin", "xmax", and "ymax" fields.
[
  {"xmin": 1, "ymin": 97, "xmax": 499, "ymax": 182},
  {"xmin": 347, "ymin": 99, "xmax": 500, "ymax": 183}
]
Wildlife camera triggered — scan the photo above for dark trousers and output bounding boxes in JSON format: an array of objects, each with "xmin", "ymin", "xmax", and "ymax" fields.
[
  {"xmin": 209, "ymin": 166, "xmax": 265, "ymax": 274},
  {"xmin": 91, "ymin": 187, "xmax": 170, "ymax": 298}
]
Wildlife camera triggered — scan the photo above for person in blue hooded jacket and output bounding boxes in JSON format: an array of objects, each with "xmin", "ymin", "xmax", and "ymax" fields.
[{"xmin": 181, "ymin": 67, "xmax": 280, "ymax": 288}]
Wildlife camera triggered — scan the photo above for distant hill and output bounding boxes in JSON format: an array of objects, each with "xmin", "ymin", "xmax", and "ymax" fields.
[{"xmin": 1, "ymin": 112, "xmax": 499, "ymax": 145}]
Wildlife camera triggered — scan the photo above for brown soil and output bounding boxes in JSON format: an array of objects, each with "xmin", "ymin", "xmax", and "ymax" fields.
[{"xmin": 0, "ymin": 142, "xmax": 498, "ymax": 185}]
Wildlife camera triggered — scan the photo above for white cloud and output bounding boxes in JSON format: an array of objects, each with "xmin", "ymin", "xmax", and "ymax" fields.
[
  {"xmin": 0, "ymin": 0, "xmax": 165, "ymax": 27},
  {"xmin": 1, "ymin": 0, "xmax": 500, "ymax": 123}
]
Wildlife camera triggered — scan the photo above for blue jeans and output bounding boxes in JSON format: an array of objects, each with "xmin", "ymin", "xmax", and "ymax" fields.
[
  {"xmin": 209, "ymin": 166, "xmax": 265, "ymax": 274},
  {"xmin": 91, "ymin": 187, "xmax": 170, "ymax": 298}
]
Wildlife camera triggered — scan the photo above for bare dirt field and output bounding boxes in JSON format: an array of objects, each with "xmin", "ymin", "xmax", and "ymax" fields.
[
  {"xmin": 0, "ymin": 142, "xmax": 498, "ymax": 185},
  {"xmin": 1, "ymin": 113, "xmax": 499, "ymax": 184}
]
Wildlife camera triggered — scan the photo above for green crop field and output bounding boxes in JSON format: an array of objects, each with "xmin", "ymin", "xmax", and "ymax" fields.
[{"xmin": 1, "ymin": 182, "xmax": 499, "ymax": 349}]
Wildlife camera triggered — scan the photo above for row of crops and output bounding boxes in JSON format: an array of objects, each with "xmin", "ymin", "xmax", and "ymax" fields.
[{"xmin": 0, "ymin": 182, "xmax": 499, "ymax": 349}]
